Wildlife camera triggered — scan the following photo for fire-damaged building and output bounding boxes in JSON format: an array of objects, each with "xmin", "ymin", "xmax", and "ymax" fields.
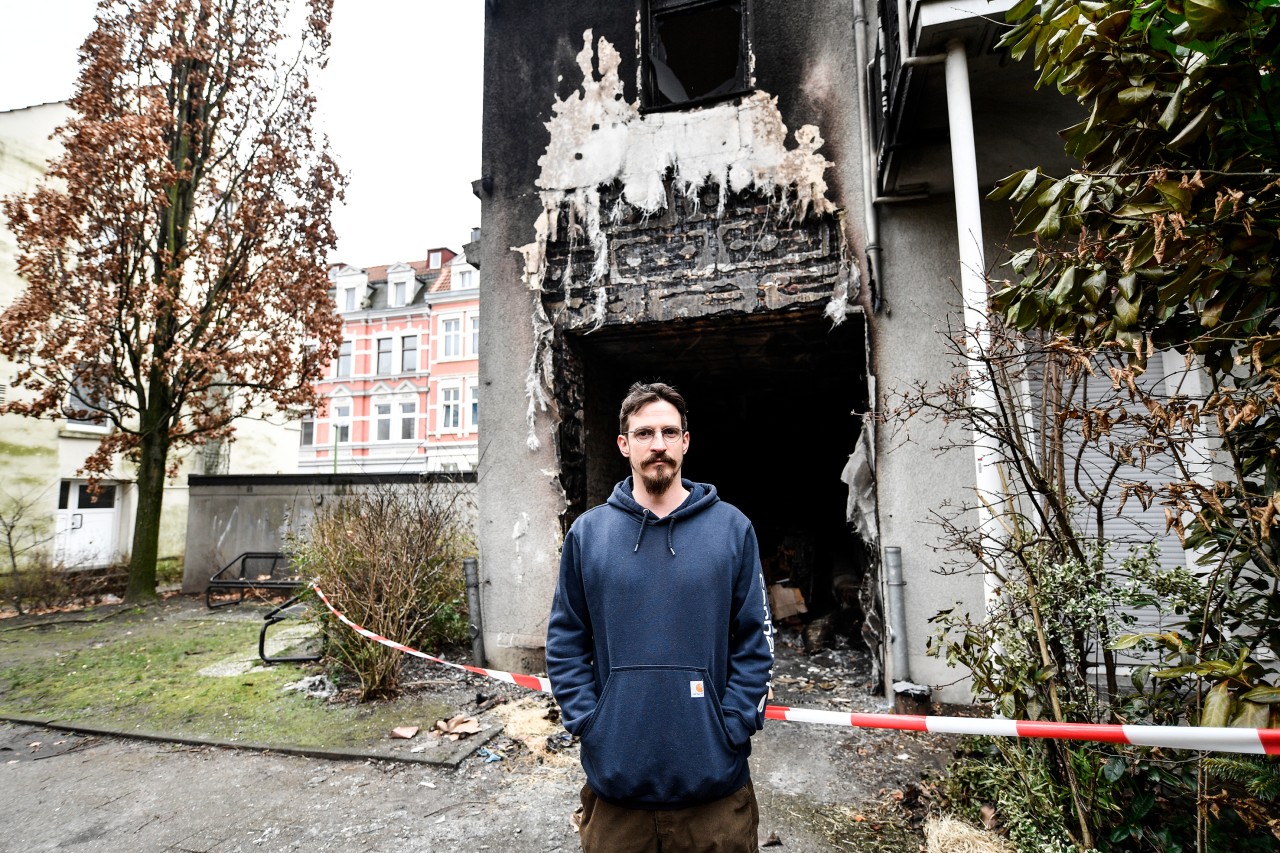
[{"xmin": 473, "ymin": 0, "xmax": 1082, "ymax": 702}]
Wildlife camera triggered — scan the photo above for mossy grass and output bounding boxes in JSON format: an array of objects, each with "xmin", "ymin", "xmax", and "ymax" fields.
[{"xmin": 0, "ymin": 606, "xmax": 453, "ymax": 750}]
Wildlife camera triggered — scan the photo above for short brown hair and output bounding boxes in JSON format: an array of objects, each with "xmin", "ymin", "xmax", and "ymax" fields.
[{"xmin": 619, "ymin": 382, "xmax": 688, "ymax": 434}]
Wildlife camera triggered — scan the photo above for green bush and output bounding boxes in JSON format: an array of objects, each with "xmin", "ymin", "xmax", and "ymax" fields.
[{"xmin": 290, "ymin": 482, "xmax": 473, "ymax": 701}]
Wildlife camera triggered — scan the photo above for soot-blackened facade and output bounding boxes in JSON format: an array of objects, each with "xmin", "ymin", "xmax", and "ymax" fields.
[{"xmin": 477, "ymin": 0, "xmax": 1077, "ymax": 700}]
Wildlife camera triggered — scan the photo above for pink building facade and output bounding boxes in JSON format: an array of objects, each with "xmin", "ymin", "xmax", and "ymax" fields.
[{"xmin": 300, "ymin": 248, "xmax": 480, "ymax": 473}]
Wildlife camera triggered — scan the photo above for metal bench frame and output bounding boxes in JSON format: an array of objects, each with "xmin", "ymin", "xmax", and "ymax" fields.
[
  {"xmin": 205, "ymin": 552, "xmax": 297, "ymax": 608},
  {"xmin": 259, "ymin": 590, "xmax": 324, "ymax": 664}
]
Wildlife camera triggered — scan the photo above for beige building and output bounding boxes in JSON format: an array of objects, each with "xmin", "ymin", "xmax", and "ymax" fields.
[{"xmin": 0, "ymin": 103, "xmax": 300, "ymax": 573}]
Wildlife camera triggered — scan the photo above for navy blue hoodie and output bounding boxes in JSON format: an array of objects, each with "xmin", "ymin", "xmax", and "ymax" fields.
[{"xmin": 546, "ymin": 478, "xmax": 775, "ymax": 809}]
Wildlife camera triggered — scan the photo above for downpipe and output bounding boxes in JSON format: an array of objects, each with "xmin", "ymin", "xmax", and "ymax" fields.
[
  {"xmin": 463, "ymin": 557, "xmax": 486, "ymax": 666},
  {"xmin": 885, "ymin": 546, "xmax": 931, "ymax": 711},
  {"xmin": 943, "ymin": 39, "xmax": 1001, "ymax": 611},
  {"xmin": 884, "ymin": 546, "xmax": 910, "ymax": 682},
  {"xmin": 853, "ymin": 0, "xmax": 884, "ymax": 310}
]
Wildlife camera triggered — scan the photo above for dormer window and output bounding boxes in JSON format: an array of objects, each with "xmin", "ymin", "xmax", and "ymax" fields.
[
  {"xmin": 429, "ymin": 251, "xmax": 442, "ymax": 269},
  {"xmin": 642, "ymin": 0, "xmax": 750, "ymax": 111},
  {"xmin": 343, "ymin": 287, "xmax": 357, "ymax": 312},
  {"xmin": 391, "ymin": 278, "xmax": 408, "ymax": 307},
  {"xmin": 456, "ymin": 269, "xmax": 474, "ymax": 290}
]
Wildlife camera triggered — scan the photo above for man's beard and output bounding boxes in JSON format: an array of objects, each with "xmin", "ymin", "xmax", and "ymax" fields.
[{"xmin": 639, "ymin": 454, "xmax": 679, "ymax": 496}]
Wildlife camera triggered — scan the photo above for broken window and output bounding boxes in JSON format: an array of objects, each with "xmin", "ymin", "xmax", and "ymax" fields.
[{"xmin": 642, "ymin": 0, "xmax": 749, "ymax": 110}]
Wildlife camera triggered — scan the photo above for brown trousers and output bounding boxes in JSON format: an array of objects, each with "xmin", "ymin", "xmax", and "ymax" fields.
[{"xmin": 578, "ymin": 780, "xmax": 759, "ymax": 853}]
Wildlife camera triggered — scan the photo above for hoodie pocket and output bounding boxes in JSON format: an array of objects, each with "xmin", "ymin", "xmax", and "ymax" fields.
[{"xmin": 580, "ymin": 665, "xmax": 742, "ymax": 805}]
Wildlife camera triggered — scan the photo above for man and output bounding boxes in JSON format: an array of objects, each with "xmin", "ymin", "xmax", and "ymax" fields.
[{"xmin": 546, "ymin": 381, "xmax": 775, "ymax": 852}]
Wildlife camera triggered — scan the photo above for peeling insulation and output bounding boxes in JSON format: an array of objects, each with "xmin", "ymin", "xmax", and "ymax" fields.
[{"xmin": 513, "ymin": 30, "xmax": 858, "ymax": 451}]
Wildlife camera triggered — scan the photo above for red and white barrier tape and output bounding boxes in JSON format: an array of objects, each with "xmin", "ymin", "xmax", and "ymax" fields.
[
  {"xmin": 311, "ymin": 584, "xmax": 550, "ymax": 693},
  {"xmin": 764, "ymin": 707, "xmax": 1280, "ymax": 756},
  {"xmin": 312, "ymin": 584, "xmax": 1279, "ymax": 756}
]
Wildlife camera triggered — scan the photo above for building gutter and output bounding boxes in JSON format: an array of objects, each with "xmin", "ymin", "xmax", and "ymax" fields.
[
  {"xmin": 884, "ymin": 546, "xmax": 910, "ymax": 680},
  {"xmin": 853, "ymin": 0, "xmax": 884, "ymax": 311}
]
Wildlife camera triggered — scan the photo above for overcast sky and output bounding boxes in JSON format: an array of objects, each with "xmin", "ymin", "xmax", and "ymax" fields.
[{"xmin": 0, "ymin": 1, "xmax": 483, "ymax": 268}]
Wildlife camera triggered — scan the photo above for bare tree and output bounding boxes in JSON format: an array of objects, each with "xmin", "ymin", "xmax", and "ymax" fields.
[{"xmin": 0, "ymin": 486, "xmax": 56, "ymax": 615}]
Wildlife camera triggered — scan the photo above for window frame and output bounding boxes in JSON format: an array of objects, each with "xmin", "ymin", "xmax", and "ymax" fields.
[
  {"xmin": 331, "ymin": 399, "xmax": 352, "ymax": 444},
  {"xmin": 373, "ymin": 401, "xmax": 393, "ymax": 442},
  {"xmin": 375, "ymin": 337, "xmax": 393, "ymax": 375},
  {"xmin": 401, "ymin": 334, "xmax": 419, "ymax": 373},
  {"xmin": 390, "ymin": 276, "xmax": 410, "ymax": 308},
  {"xmin": 64, "ymin": 375, "xmax": 111, "ymax": 432},
  {"xmin": 400, "ymin": 399, "xmax": 417, "ymax": 441},
  {"xmin": 439, "ymin": 383, "xmax": 462, "ymax": 433},
  {"xmin": 335, "ymin": 340, "xmax": 353, "ymax": 378},
  {"xmin": 639, "ymin": 0, "xmax": 752, "ymax": 113},
  {"xmin": 440, "ymin": 315, "xmax": 464, "ymax": 361}
]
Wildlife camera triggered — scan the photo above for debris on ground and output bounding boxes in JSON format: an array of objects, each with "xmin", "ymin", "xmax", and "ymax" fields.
[
  {"xmin": 432, "ymin": 714, "xmax": 482, "ymax": 740},
  {"xmin": 389, "ymin": 726, "xmax": 419, "ymax": 739},
  {"xmin": 545, "ymin": 732, "xmax": 574, "ymax": 752},
  {"xmin": 924, "ymin": 814, "xmax": 1015, "ymax": 853},
  {"xmin": 474, "ymin": 692, "xmax": 508, "ymax": 712},
  {"xmin": 279, "ymin": 674, "xmax": 337, "ymax": 699}
]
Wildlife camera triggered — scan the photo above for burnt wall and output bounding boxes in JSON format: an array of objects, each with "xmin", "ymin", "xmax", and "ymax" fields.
[
  {"xmin": 478, "ymin": 0, "xmax": 868, "ymax": 673},
  {"xmin": 481, "ymin": 2, "xmax": 637, "ymax": 214},
  {"xmin": 542, "ymin": 184, "xmax": 847, "ymax": 327}
]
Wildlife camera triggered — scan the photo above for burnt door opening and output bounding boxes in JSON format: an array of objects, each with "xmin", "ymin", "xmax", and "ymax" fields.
[{"xmin": 554, "ymin": 308, "xmax": 870, "ymax": 650}]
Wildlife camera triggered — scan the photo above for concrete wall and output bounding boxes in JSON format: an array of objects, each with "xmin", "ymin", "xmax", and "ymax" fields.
[
  {"xmin": 181, "ymin": 472, "xmax": 477, "ymax": 593},
  {"xmin": 158, "ymin": 415, "xmax": 305, "ymax": 562},
  {"xmin": 870, "ymin": 54, "xmax": 1081, "ymax": 697}
]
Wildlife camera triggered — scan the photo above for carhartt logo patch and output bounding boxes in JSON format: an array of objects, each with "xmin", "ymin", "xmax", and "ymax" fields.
[{"xmin": 690, "ymin": 680, "xmax": 704, "ymax": 698}]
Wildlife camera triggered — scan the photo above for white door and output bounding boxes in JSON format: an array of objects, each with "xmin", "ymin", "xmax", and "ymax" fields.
[{"xmin": 54, "ymin": 481, "xmax": 120, "ymax": 568}]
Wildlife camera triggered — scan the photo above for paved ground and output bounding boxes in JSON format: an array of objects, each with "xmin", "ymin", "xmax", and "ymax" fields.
[
  {"xmin": 0, "ymin": 597, "xmax": 954, "ymax": 851},
  {"xmin": 0, "ymin": 716, "xmax": 942, "ymax": 852}
]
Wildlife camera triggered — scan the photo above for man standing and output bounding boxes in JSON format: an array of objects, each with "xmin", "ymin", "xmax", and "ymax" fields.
[{"xmin": 547, "ymin": 382, "xmax": 775, "ymax": 852}]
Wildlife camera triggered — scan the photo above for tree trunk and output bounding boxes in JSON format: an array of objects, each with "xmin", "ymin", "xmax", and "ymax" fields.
[{"xmin": 125, "ymin": 430, "xmax": 169, "ymax": 603}]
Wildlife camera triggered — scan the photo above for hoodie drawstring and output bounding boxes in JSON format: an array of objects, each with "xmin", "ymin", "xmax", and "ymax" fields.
[
  {"xmin": 633, "ymin": 511, "xmax": 649, "ymax": 552},
  {"xmin": 633, "ymin": 510, "xmax": 677, "ymax": 556}
]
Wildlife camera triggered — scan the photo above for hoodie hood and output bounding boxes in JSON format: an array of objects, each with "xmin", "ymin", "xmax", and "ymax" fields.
[{"xmin": 606, "ymin": 478, "xmax": 719, "ymax": 556}]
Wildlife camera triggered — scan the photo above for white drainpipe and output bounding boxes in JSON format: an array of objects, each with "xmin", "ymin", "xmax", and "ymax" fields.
[
  {"xmin": 944, "ymin": 39, "xmax": 1001, "ymax": 608},
  {"xmin": 853, "ymin": 0, "xmax": 883, "ymax": 308}
]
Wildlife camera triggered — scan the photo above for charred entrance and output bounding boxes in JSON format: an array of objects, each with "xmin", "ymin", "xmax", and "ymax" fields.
[{"xmin": 555, "ymin": 308, "xmax": 869, "ymax": 646}]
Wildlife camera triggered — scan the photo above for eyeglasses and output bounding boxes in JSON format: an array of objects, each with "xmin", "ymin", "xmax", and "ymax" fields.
[{"xmin": 625, "ymin": 426, "xmax": 684, "ymax": 444}]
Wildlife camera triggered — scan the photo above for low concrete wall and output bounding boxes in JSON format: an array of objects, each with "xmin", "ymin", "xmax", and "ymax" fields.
[{"xmin": 182, "ymin": 472, "xmax": 477, "ymax": 593}]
